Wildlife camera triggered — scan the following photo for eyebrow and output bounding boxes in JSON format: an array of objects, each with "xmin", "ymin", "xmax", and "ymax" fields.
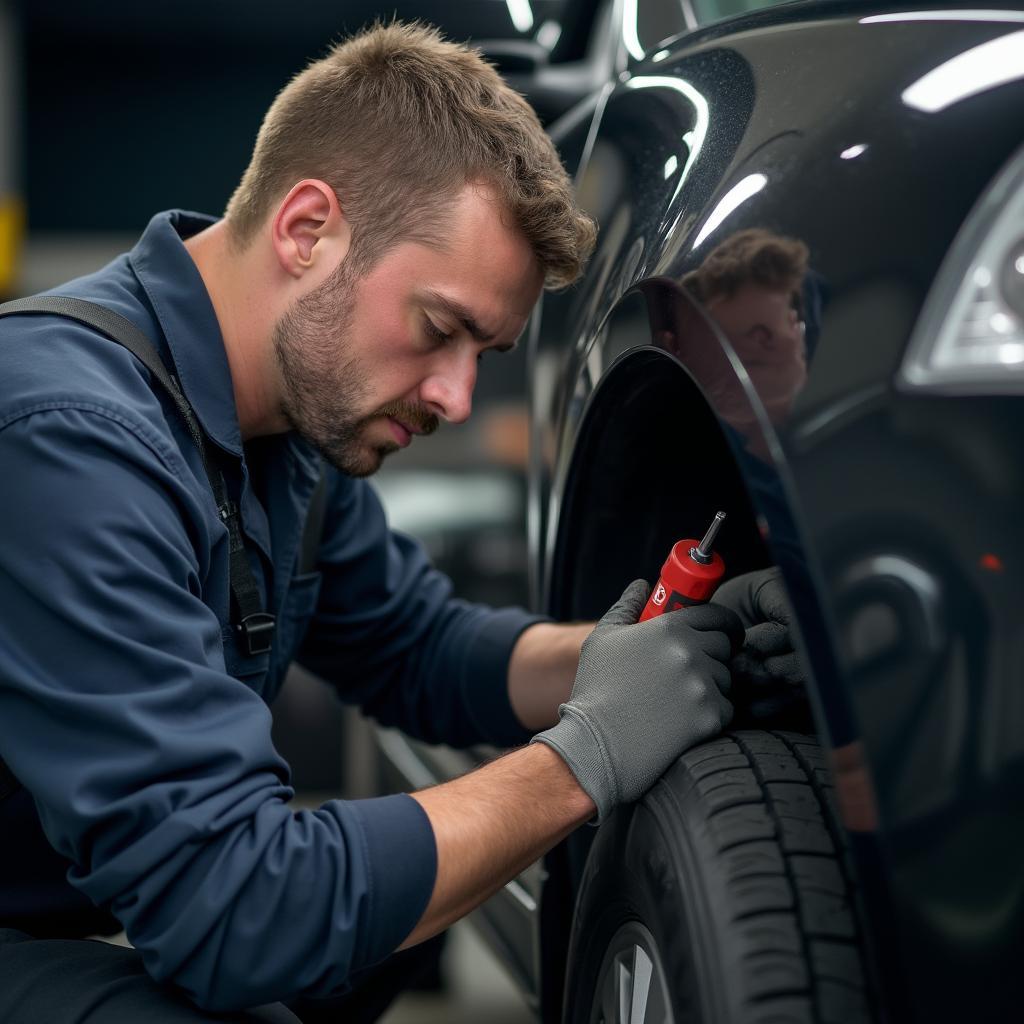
[{"xmin": 421, "ymin": 290, "xmax": 515, "ymax": 352}]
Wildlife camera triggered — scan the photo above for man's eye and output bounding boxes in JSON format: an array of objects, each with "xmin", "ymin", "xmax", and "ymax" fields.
[{"xmin": 423, "ymin": 316, "xmax": 453, "ymax": 343}]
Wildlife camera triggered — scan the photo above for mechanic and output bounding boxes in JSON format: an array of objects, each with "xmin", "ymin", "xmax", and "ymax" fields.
[{"xmin": 0, "ymin": 22, "xmax": 794, "ymax": 1024}]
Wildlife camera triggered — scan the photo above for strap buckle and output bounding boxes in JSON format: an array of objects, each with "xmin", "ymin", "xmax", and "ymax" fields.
[{"xmin": 237, "ymin": 613, "xmax": 276, "ymax": 656}]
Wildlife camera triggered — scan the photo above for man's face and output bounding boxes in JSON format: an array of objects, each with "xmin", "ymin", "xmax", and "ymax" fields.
[
  {"xmin": 706, "ymin": 282, "xmax": 807, "ymax": 422},
  {"xmin": 273, "ymin": 184, "xmax": 542, "ymax": 476}
]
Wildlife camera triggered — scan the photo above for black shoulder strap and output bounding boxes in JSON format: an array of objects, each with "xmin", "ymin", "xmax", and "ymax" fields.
[
  {"xmin": 1, "ymin": 295, "xmax": 210, "ymax": 461},
  {"xmin": 0, "ymin": 295, "xmax": 274, "ymax": 657}
]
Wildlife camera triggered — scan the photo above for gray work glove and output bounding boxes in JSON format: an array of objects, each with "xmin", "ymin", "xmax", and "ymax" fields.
[
  {"xmin": 711, "ymin": 567, "xmax": 805, "ymax": 718},
  {"xmin": 532, "ymin": 580, "xmax": 743, "ymax": 823}
]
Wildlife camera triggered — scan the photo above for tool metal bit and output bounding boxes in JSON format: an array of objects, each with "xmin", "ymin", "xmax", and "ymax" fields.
[{"xmin": 690, "ymin": 511, "xmax": 726, "ymax": 565}]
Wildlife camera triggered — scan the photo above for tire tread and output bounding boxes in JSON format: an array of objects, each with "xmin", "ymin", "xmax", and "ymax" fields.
[
  {"xmin": 563, "ymin": 731, "xmax": 875, "ymax": 1024},
  {"xmin": 676, "ymin": 731, "xmax": 873, "ymax": 1022}
]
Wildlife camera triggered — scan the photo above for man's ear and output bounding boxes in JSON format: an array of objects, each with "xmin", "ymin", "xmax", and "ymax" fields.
[{"xmin": 271, "ymin": 180, "xmax": 352, "ymax": 279}]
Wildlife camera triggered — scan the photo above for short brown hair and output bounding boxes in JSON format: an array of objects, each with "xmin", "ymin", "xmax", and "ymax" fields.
[
  {"xmin": 683, "ymin": 229, "xmax": 808, "ymax": 306},
  {"xmin": 224, "ymin": 21, "xmax": 595, "ymax": 288}
]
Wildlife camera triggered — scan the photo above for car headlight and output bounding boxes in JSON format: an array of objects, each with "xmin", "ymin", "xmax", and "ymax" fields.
[{"xmin": 901, "ymin": 144, "xmax": 1024, "ymax": 393}]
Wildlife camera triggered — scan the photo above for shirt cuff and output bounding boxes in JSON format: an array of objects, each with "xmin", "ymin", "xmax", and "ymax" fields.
[
  {"xmin": 347, "ymin": 792, "xmax": 437, "ymax": 968},
  {"xmin": 461, "ymin": 607, "xmax": 547, "ymax": 748}
]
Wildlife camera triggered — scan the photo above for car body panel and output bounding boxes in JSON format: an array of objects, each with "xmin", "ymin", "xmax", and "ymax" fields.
[{"xmin": 529, "ymin": 6, "xmax": 1024, "ymax": 1018}]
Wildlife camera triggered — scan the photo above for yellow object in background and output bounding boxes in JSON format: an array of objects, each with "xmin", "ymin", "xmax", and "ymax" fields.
[{"xmin": 0, "ymin": 195, "xmax": 25, "ymax": 297}]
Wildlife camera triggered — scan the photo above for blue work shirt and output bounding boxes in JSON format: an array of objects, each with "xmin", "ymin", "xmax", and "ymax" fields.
[{"xmin": 0, "ymin": 210, "xmax": 539, "ymax": 1010}]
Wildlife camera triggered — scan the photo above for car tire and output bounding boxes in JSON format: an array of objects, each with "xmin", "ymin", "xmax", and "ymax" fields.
[{"xmin": 562, "ymin": 731, "xmax": 874, "ymax": 1024}]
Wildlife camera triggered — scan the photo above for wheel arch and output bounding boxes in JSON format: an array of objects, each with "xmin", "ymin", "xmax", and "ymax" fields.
[
  {"xmin": 542, "ymin": 278, "xmax": 867, "ymax": 756},
  {"xmin": 546, "ymin": 344, "xmax": 772, "ymax": 624}
]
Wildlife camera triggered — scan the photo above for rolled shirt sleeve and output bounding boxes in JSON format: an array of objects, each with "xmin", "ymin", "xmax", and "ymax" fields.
[{"xmin": 0, "ymin": 405, "xmax": 436, "ymax": 1010}]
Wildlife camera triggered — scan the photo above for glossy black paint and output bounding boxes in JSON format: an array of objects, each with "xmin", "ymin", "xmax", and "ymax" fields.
[{"xmin": 531, "ymin": 6, "xmax": 1024, "ymax": 1019}]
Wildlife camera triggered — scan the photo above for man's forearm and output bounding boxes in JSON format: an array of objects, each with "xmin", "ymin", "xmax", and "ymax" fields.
[
  {"xmin": 507, "ymin": 621, "xmax": 593, "ymax": 730},
  {"xmin": 400, "ymin": 742, "xmax": 593, "ymax": 948}
]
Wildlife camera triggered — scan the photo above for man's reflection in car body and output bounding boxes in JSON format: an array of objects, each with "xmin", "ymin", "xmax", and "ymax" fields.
[{"xmin": 682, "ymin": 228, "xmax": 810, "ymax": 458}]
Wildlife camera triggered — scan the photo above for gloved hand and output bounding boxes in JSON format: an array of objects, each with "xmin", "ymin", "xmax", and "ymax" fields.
[
  {"xmin": 532, "ymin": 580, "xmax": 742, "ymax": 823},
  {"xmin": 711, "ymin": 567, "xmax": 805, "ymax": 717}
]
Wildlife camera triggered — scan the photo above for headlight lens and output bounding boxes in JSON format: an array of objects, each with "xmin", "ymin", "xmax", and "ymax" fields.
[{"xmin": 901, "ymin": 145, "xmax": 1024, "ymax": 392}]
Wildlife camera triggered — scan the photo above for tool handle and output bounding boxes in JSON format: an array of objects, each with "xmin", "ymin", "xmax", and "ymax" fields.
[{"xmin": 639, "ymin": 538, "xmax": 726, "ymax": 622}]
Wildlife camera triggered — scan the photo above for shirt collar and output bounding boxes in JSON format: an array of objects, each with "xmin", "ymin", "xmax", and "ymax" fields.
[{"xmin": 129, "ymin": 209, "xmax": 244, "ymax": 456}]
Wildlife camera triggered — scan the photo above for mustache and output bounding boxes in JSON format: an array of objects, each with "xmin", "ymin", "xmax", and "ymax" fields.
[{"xmin": 374, "ymin": 401, "xmax": 440, "ymax": 436}]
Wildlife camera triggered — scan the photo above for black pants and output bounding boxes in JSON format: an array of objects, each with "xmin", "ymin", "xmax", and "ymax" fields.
[{"xmin": 0, "ymin": 928, "xmax": 446, "ymax": 1024}]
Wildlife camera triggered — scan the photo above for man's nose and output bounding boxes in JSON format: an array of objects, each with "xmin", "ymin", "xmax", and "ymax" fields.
[{"xmin": 420, "ymin": 350, "xmax": 477, "ymax": 424}]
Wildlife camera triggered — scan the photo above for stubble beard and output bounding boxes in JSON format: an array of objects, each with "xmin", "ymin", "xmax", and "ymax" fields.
[{"xmin": 272, "ymin": 260, "xmax": 438, "ymax": 477}]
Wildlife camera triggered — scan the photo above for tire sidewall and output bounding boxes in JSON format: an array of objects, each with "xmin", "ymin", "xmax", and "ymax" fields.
[{"xmin": 563, "ymin": 787, "xmax": 728, "ymax": 1024}]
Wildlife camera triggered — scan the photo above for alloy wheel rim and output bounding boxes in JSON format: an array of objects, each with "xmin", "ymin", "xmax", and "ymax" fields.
[{"xmin": 589, "ymin": 920, "xmax": 674, "ymax": 1024}]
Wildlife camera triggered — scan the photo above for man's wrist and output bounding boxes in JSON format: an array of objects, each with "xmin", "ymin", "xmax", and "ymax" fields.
[
  {"xmin": 508, "ymin": 621, "xmax": 594, "ymax": 731},
  {"xmin": 525, "ymin": 739, "xmax": 597, "ymax": 823}
]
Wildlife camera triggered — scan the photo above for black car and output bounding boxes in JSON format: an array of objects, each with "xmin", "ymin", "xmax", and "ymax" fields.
[{"xmin": 377, "ymin": 2, "xmax": 1024, "ymax": 1021}]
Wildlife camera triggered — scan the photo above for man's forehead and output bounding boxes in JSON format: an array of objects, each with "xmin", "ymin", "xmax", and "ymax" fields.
[{"xmin": 423, "ymin": 184, "xmax": 544, "ymax": 301}]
